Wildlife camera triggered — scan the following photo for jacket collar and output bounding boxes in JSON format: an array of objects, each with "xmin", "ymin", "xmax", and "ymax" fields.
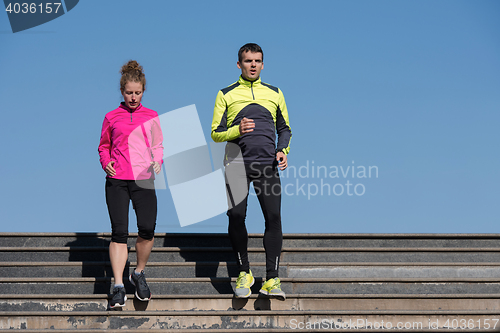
[
  {"xmin": 238, "ymin": 75, "xmax": 261, "ymax": 87},
  {"xmin": 119, "ymin": 102, "xmax": 143, "ymax": 113}
]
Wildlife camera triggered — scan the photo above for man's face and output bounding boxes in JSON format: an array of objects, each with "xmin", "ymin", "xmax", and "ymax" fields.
[{"xmin": 237, "ymin": 51, "xmax": 263, "ymax": 81}]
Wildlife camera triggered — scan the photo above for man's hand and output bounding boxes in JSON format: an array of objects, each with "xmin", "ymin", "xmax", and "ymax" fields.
[
  {"xmin": 239, "ymin": 117, "xmax": 255, "ymax": 135},
  {"xmin": 276, "ymin": 152, "xmax": 287, "ymax": 171},
  {"xmin": 105, "ymin": 161, "xmax": 116, "ymax": 177},
  {"xmin": 151, "ymin": 161, "xmax": 161, "ymax": 174}
]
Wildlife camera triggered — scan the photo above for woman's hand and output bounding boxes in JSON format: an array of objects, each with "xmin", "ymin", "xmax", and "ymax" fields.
[
  {"xmin": 151, "ymin": 161, "xmax": 161, "ymax": 174},
  {"xmin": 106, "ymin": 161, "xmax": 116, "ymax": 177}
]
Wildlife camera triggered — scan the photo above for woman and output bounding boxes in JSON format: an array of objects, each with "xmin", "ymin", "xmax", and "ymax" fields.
[{"xmin": 98, "ymin": 60, "xmax": 163, "ymax": 308}]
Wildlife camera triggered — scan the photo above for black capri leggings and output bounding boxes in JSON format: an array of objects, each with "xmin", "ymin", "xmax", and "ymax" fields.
[{"xmin": 105, "ymin": 178, "xmax": 157, "ymax": 244}]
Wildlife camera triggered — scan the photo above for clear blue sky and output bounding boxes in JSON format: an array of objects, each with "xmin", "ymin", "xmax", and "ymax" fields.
[{"xmin": 1, "ymin": 0, "xmax": 499, "ymax": 234}]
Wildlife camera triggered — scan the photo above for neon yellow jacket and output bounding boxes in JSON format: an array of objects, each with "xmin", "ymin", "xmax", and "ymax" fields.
[{"xmin": 211, "ymin": 76, "xmax": 292, "ymax": 165}]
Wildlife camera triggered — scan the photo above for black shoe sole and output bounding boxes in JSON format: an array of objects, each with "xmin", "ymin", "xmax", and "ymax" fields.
[
  {"xmin": 109, "ymin": 295, "xmax": 127, "ymax": 308},
  {"xmin": 129, "ymin": 274, "xmax": 152, "ymax": 301},
  {"xmin": 134, "ymin": 291, "xmax": 152, "ymax": 301}
]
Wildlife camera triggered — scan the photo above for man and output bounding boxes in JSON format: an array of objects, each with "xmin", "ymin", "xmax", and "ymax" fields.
[{"xmin": 211, "ymin": 43, "xmax": 292, "ymax": 300}]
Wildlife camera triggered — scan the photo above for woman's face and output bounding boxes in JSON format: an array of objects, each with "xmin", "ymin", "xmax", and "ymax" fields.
[{"xmin": 121, "ymin": 81, "xmax": 143, "ymax": 110}]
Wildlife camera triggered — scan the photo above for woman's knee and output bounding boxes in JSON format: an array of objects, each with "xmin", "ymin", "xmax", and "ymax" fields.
[
  {"xmin": 137, "ymin": 222, "xmax": 155, "ymax": 240},
  {"xmin": 111, "ymin": 230, "xmax": 129, "ymax": 244}
]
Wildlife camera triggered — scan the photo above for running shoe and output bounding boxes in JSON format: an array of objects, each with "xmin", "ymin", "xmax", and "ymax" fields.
[
  {"xmin": 109, "ymin": 286, "xmax": 127, "ymax": 308},
  {"xmin": 259, "ymin": 277, "xmax": 286, "ymax": 301},
  {"xmin": 129, "ymin": 270, "xmax": 152, "ymax": 301},
  {"xmin": 235, "ymin": 270, "xmax": 254, "ymax": 298}
]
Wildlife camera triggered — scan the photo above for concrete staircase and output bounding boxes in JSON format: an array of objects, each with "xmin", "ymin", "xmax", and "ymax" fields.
[{"xmin": 1, "ymin": 233, "xmax": 500, "ymax": 331}]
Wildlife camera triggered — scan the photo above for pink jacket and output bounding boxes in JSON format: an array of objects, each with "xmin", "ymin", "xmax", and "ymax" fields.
[{"xmin": 98, "ymin": 103, "xmax": 164, "ymax": 180}]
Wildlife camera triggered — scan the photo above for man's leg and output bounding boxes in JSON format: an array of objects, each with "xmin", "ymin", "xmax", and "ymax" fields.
[
  {"xmin": 225, "ymin": 163, "xmax": 255, "ymax": 298},
  {"xmin": 254, "ymin": 163, "xmax": 285, "ymax": 300},
  {"xmin": 253, "ymin": 164, "xmax": 283, "ymax": 280},
  {"xmin": 225, "ymin": 163, "xmax": 251, "ymax": 273}
]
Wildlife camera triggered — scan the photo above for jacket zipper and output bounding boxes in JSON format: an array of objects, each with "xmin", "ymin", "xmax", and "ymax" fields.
[{"xmin": 251, "ymin": 81, "xmax": 255, "ymax": 100}]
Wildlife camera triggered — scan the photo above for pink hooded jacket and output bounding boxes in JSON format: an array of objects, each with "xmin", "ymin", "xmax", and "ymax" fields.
[{"xmin": 98, "ymin": 103, "xmax": 164, "ymax": 180}]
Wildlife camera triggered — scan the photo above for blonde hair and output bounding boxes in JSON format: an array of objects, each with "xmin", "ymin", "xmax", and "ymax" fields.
[{"xmin": 120, "ymin": 60, "xmax": 146, "ymax": 92}]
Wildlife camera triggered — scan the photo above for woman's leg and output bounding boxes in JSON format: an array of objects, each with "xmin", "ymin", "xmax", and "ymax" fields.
[
  {"xmin": 130, "ymin": 179, "xmax": 157, "ymax": 272},
  {"xmin": 109, "ymin": 242, "xmax": 128, "ymax": 285},
  {"xmin": 105, "ymin": 178, "xmax": 131, "ymax": 285},
  {"xmin": 135, "ymin": 236, "xmax": 154, "ymax": 272},
  {"xmin": 128, "ymin": 180, "xmax": 157, "ymax": 300}
]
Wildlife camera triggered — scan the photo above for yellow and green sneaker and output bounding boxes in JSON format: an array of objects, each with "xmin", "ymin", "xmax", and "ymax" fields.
[
  {"xmin": 235, "ymin": 270, "xmax": 254, "ymax": 298},
  {"xmin": 259, "ymin": 277, "xmax": 286, "ymax": 301}
]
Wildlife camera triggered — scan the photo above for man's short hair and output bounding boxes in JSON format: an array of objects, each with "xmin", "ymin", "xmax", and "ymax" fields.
[{"xmin": 238, "ymin": 43, "xmax": 263, "ymax": 63}]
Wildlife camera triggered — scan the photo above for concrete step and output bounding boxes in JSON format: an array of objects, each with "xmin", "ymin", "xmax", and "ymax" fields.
[
  {"xmin": 1, "ymin": 330, "xmax": 467, "ymax": 333},
  {"xmin": 2, "ymin": 233, "xmax": 499, "ymax": 331},
  {"xmin": 1, "ymin": 309, "xmax": 499, "ymax": 330},
  {"xmin": 1, "ymin": 330, "xmax": 499, "ymax": 333},
  {"xmin": 0, "ymin": 330, "xmax": 457, "ymax": 333},
  {"xmin": 1, "ymin": 294, "xmax": 499, "ymax": 312},
  {"xmin": 2, "ymin": 232, "xmax": 500, "ymax": 248},
  {"xmin": 3, "ymin": 246, "xmax": 500, "ymax": 263},
  {"xmin": 2, "ymin": 277, "xmax": 500, "ymax": 295},
  {"xmin": 3, "ymin": 262, "xmax": 500, "ymax": 279}
]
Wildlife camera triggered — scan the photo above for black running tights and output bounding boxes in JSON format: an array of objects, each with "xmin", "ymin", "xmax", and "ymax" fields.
[{"xmin": 225, "ymin": 162, "xmax": 283, "ymax": 280}]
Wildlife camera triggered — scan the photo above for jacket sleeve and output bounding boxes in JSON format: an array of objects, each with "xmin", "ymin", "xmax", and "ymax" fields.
[
  {"xmin": 211, "ymin": 90, "xmax": 241, "ymax": 142},
  {"xmin": 150, "ymin": 116, "xmax": 164, "ymax": 164},
  {"xmin": 98, "ymin": 116, "xmax": 112, "ymax": 170},
  {"xmin": 275, "ymin": 89, "xmax": 292, "ymax": 155}
]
